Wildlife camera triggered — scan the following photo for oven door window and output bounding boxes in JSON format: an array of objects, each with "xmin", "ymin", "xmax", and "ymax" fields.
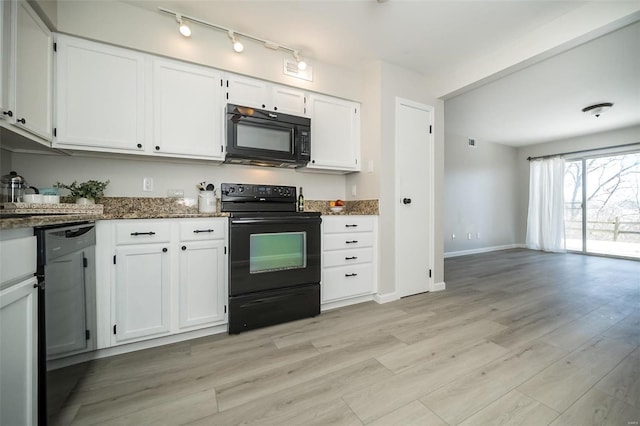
[
  {"xmin": 237, "ymin": 122, "xmax": 293, "ymax": 154},
  {"xmin": 250, "ymin": 232, "xmax": 306, "ymax": 273}
]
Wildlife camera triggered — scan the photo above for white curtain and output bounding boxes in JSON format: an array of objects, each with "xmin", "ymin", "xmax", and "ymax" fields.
[{"xmin": 526, "ymin": 157, "xmax": 566, "ymax": 252}]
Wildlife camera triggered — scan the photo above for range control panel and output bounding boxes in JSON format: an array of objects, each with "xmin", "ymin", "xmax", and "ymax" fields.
[{"xmin": 221, "ymin": 183, "xmax": 296, "ymax": 202}]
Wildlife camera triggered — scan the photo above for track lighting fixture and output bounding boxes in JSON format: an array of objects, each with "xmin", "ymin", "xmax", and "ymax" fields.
[
  {"xmin": 293, "ymin": 51, "xmax": 307, "ymax": 71},
  {"xmin": 176, "ymin": 14, "xmax": 191, "ymax": 37},
  {"xmin": 228, "ymin": 31, "xmax": 244, "ymax": 53},
  {"xmin": 160, "ymin": 7, "xmax": 309, "ymax": 70}
]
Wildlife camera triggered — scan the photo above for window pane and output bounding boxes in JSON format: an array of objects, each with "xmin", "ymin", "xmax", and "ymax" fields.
[
  {"xmin": 250, "ymin": 232, "xmax": 306, "ymax": 273},
  {"xmin": 585, "ymin": 153, "xmax": 640, "ymax": 259},
  {"xmin": 564, "ymin": 160, "xmax": 583, "ymax": 252}
]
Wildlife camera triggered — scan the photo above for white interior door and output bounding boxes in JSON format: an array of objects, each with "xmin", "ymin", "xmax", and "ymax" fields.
[{"xmin": 396, "ymin": 98, "xmax": 434, "ymax": 297}]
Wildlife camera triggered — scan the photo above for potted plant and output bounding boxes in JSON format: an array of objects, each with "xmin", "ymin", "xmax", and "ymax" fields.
[{"xmin": 55, "ymin": 180, "xmax": 110, "ymax": 204}]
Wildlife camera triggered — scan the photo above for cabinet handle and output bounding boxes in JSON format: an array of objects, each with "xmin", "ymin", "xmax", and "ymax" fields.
[
  {"xmin": 155, "ymin": 146, "xmax": 160, "ymax": 151},
  {"xmin": 162, "ymin": 248, "xmax": 168, "ymax": 253},
  {"xmin": 345, "ymin": 256, "xmax": 358, "ymax": 260},
  {"xmin": 137, "ymin": 143, "xmax": 142, "ymax": 148},
  {"xmin": 193, "ymin": 229, "xmax": 214, "ymax": 234},
  {"xmin": 181, "ymin": 245, "xmax": 187, "ymax": 251},
  {"xmin": 274, "ymin": 106, "xmax": 278, "ymax": 111},
  {"xmin": 311, "ymin": 160, "xmax": 315, "ymax": 164},
  {"xmin": 345, "ymin": 224, "xmax": 358, "ymax": 228},
  {"xmin": 345, "ymin": 240, "xmax": 358, "ymax": 244},
  {"xmin": 16, "ymin": 118, "xmax": 26, "ymax": 124},
  {"xmin": 130, "ymin": 231, "xmax": 156, "ymax": 236},
  {"xmin": 345, "ymin": 273, "xmax": 358, "ymax": 277},
  {"xmin": 2, "ymin": 110, "xmax": 12, "ymax": 117},
  {"xmin": 261, "ymin": 104, "xmax": 266, "ymax": 108}
]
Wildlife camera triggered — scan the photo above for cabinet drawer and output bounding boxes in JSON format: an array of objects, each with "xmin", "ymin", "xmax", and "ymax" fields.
[
  {"xmin": 322, "ymin": 263, "xmax": 374, "ymax": 302},
  {"xmin": 179, "ymin": 219, "xmax": 225, "ymax": 241},
  {"xmin": 323, "ymin": 247, "xmax": 373, "ymax": 268},
  {"xmin": 323, "ymin": 216, "xmax": 375, "ymax": 234},
  {"xmin": 323, "ymin": 232, "xmax": 374, "ymax": 251},
  {"xmin": 115, "ymin": 221, "xmax": 172, "ymax": 245}
]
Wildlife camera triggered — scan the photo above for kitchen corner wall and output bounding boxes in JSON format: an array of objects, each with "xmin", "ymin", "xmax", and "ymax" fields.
[{"xmin": 443, "ymin": 135, "xmax": 520, "ymax": 255}]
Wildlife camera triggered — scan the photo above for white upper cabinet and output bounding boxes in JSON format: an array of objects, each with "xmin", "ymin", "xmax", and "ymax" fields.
[
  {"xmin": 152, "ymin": 58, "xmax": 224, "ymax": 160},
  {"xmin": 0, "ymin": 0, "xmax": 11, "ymax": 122},
  {"xmin": 0, "ymin": 0, "xmax": 53, "ymax": 141},
  {"xmin": 54, "ymin": 35, "xmax": 145, "ymax": 153},
  {"xmin": 226, "ymin": 73, "xmax": 306, "ymax": 116},
  {"xmin": 306, "ymin": 94, "xmax": 361, "ymax": 172}
]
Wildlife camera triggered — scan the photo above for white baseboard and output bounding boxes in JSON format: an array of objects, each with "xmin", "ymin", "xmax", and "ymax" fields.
[
  {"xmin": 321, "ymin": 294, "xmax": 374, "ymax": 311},
  {"xmin": 444, "ymin": 244, "xmax": 526, "ymax": 258},
  {"xmin": 374, "ymin": 292, "xmax": 399, "ymax": 304},
  {"xmin": 431, "ymin": 281, "xmax": 446, "ymax": 291}
]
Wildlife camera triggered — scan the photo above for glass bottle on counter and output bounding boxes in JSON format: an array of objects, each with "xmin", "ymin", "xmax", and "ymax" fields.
[{"xmin": 298, "ymin": 187, "xmax": 304, "ymax": 212}]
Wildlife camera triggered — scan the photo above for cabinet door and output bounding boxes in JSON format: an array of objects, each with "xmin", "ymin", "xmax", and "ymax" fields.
[
  {"xmin": 54, "ymin": 35, "xmax": 145, "ymax": 152},
  {"xmin": 226, "ymin": 74, "xmax": 269, "ymax": 109},
  {"xmin": 114, "ymin": 245, "xmax": 170, "ymax": 342},
  {"xmin": 178, "ymin": 239, "xmax": 226, "ymax": 329},
  {"xmin": 14, "ymin": 0, "xmax": 52, "ymax": 140},
  {"xmin": 271, "ymin": 85, "xmax": 306, "ymax": 115},
  {"xmin": 152, "ymin": 59, "xmax": 224, "ymax": 159},
  {"xmin": 0, "ymin": 0, "xmax": 12, "ymax": 121},
  {"xmin": 322, "ymin": 263, "xmax": 373, "ymax": 303},
  {"xmin": 0, "ymin": 276, "xmax": 38, "ymax": 426},
  {"xmin": 307, "ymin": 94, "xmax": 361, "ymax": 172}
]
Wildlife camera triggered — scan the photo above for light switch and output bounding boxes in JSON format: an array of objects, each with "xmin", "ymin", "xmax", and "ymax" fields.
[{"xmin": 143, "ymin": 177, "xmax": 153, "ymax": 192}]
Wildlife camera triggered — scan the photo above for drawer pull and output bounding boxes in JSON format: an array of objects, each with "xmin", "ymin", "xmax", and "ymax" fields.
[
  {"xmin": 345, "ymin": 224, "xmax": 358, "ymax": 228},
  {"xmin": 193, "ymin": 229, "xmax": 214, "ymax": 233},
  {"xmin": 345, "ymin": 273, "xmax": 358, "ymax": 277},
  {"xmin": 130, "ymin": 231, "xmax": 156, "ymax": 236},
  {"xmin": 345, "ymin": 256, "xmax": 358, "ymax": 260},
  {"xmin": 345, "ymin": 240, "xmax": 358, "ymax": 244}
]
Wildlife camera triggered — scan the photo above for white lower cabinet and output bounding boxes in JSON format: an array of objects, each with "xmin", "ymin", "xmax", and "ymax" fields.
[
  {"xmin": 114, "ymin": 244, "xmax": 171, "ymax": 342},
  {"xmin": 321, "ymin": 216, "xmax": 377, "ymax": 304},
  {"xmin": 178, "ymin": 220, "xmax": 226, "ymax": 329},
  {"xmin": 0, "ymin": 232, "xmax": 38, "ymax": 426},
  {"xmin": 105, "ymin": 218, "xmax": 227, "ymax": 347}
]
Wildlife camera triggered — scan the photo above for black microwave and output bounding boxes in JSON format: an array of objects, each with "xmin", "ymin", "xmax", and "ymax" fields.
[{"xmin": 225, "ymin": 104, "xmax": 311, "ymax": 168}]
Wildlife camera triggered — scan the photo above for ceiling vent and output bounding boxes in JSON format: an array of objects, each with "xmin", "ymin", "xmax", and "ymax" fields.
[
  {"xmin": 468, "ymin": 138, "xmax": 477, "ymax": 148},
  {"xmin": 284, "ymin": 59, "xmax": 313, "ymax": 81}
]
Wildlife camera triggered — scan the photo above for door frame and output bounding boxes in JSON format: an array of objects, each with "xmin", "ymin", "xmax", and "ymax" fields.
[{"xmin": 394, "ymin": 97, "xmax": 436, "ymax": 295}]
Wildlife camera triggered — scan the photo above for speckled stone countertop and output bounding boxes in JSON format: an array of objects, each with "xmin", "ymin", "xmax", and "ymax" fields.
[{"xmin": 0, "ymin": 197, "xmax": 378, "ymax": 230}]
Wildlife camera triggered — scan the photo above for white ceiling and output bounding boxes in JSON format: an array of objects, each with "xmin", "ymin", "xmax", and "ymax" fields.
[{"xmin": 124, "ymin": 0, "xmax": 640, "ymax": 147}]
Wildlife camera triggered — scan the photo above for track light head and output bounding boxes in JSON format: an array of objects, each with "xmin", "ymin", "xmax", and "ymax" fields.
[
  {"xmin": 228, "ymin": 31, "xmax": 244, "ymax": 53},
  {"xmin": 176, "ymin": 14, "xmax": 191, "ymax": 37},
  {"xmin": 293, "ymin": 51, "xmax": 307, "ymax": 71}
]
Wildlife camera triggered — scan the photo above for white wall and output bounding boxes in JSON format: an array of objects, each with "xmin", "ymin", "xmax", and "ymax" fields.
[
  {"xmin": 378, "ymin": 62, "xmax": 445, "ymax": 293},
  {"xmin": 516, "ymin": 124, "xmax": 640, "ymax": 243},
  {"xmin": 444, "ymin": 137, "xmax": 519, "ymax": 254},
  {"xmin": 11, "ymin": 152, "xmax": 346, "ymax": 201}
]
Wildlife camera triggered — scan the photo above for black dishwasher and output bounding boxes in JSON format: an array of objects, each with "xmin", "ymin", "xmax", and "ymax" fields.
[{"xmin": 35, "ymin": 222, "xmax": 96, "ymax": 425}]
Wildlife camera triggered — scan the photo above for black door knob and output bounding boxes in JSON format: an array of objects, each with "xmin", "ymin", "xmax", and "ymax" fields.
[
  {"xmin": 137, "ymin": 143, "xmax": 142, "ymax": 149},
  {"xmin": 2, "ymin": 110, "xmax": 12, "ymax": 117},
  {"xmin": 402, "ymin": 198, "xmax": 412, "ymax": 204},
  {"xmin": 17, "ymin": 118, "xmax": 26, "ymax": 124},
  {"xmin": 155, "ymin": 146, "xmax": 160, "ymax": 151}
]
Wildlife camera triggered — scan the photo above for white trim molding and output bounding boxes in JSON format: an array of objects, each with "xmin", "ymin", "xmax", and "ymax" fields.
[
  {"xmin": 431, "ymin": 281, "xmax": 446, "ymax": 292},
  {"xmin": 374, "ymin": 292, "xmax": 399, "ymax": 304},
  {"xmin": 444, "ymin": 244, "xmax": 526, "ymax": 258}
]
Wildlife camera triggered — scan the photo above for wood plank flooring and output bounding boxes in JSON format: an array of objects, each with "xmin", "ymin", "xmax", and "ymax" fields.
[{"xmin": 55, "ymin": 249, "xmax": 640, "ymax": 425}]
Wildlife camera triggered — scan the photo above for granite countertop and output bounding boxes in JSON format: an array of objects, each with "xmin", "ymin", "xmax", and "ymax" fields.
[{"xmin": 0, "ymin": 197, "xmax": 379, "ymax": 230}]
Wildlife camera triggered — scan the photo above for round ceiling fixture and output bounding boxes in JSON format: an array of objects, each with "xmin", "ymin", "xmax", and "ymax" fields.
[{"xmin": 582, "ymin": 102, "xmax": 613, "ymax": 118}]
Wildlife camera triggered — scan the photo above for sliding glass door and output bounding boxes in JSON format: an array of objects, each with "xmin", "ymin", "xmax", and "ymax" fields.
[{"xmin": 564, "ymin": 152, "xmax": 640, "ymax": 259}]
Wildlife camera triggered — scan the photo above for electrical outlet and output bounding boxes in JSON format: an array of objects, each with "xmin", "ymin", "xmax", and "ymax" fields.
[
  {"xmin": 143, "ymin": 177, "xmax": 153, "ymax": 192},
  {"xmin": 351, "ymin": 184, "xmax": 357, "ymax": 197},
  {"xmin": 451, "ymin": 234, "xmax": 456, "ymax": 240},
  {"xmin": 476, "ymin": 232, "xmax": 481, "ymax": 239},
  {"xmin": 467, "ymin": 233, "xmax": 472, "ymax": 240}
]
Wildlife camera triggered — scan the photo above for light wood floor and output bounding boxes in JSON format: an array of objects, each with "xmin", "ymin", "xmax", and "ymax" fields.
[{"xmin": 56, "ymin": 249, "xmax": 640, "ymax": 425}]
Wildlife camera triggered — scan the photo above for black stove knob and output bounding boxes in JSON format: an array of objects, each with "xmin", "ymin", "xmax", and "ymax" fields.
[
  {"xmin": 228, "ymin": 187, "xmax": 235, "ymax": 193},
  {"xmin": 238, "ymin": 186, "xmax": 244, "ymax": 193}
]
